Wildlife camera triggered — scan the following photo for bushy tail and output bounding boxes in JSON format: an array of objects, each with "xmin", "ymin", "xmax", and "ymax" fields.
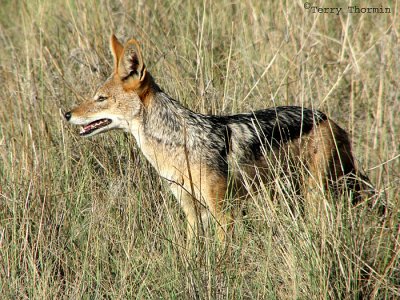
[{"xmin": 346, "ymin": 171, "xmax": 387, "ymax": 216}]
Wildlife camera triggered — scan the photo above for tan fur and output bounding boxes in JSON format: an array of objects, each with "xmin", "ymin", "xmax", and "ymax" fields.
[{"xmin": 65, "ymin": 35, "xmax": 371, "ymax": 249}]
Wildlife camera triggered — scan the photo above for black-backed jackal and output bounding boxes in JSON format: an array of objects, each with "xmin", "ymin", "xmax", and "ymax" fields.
[{"xmin": 65, "ymin": 35, "xmax": 372, "ymax": 247}]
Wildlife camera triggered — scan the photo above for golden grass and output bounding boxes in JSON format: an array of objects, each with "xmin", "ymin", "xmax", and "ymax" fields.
[{"xmin": 0, "ymin": 0, "xmax": 399, "ymax": 298}]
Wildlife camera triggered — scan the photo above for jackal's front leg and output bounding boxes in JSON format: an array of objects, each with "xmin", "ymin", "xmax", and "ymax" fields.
[
  {"xmin": 169, "ymin": 176, "xmax": 232, "ymax": 249},
  {"xmin": 169, "ymin": 182, "xmax": 202, "ymax": 250},
  {"xmin": 204, "ymin": 176, "xmax": 233, "ymax": 244}
]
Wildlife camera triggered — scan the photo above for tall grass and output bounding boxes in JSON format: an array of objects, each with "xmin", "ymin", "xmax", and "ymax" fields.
[{"xmin": 0, "ymin": 0, "xmax": 399, "ymax": 298}]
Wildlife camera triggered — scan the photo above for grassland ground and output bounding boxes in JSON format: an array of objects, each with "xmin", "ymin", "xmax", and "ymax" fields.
[{"xmin": 0, "ymin": 1, "xmax": 399, "ymax": 298}]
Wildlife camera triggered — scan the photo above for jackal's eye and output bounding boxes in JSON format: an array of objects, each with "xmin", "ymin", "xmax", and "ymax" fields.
[{"xmin": 96, "ymin": 96, "xmax": 108, "ymax": 102}]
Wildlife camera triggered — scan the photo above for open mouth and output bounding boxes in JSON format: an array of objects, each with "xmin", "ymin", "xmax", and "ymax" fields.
[{"xmin": 79, "ymin": 119, "xmax": 112, "ymax": 136}]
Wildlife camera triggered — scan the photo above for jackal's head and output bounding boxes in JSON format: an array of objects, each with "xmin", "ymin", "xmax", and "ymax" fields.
[{"xmin": 64, "ymin": 35, "xmax": 151, "ymax": 137}]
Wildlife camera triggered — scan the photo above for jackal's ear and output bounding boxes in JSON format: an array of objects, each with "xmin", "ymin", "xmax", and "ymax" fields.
[
  {"xmin": 110, "ymin": 34, "xmax": 124, "ymax": 72},
  {"xmin": 118, "ymin": 39, "xmax": 146, "ymax": 82}
]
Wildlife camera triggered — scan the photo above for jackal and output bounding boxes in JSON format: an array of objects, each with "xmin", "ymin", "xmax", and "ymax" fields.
[{"xmin": 65, "ymin": 35, "xmax": 371, "ymax": 246}]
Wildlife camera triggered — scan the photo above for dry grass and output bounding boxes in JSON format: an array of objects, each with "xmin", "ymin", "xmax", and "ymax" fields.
[{"xmin": 0, "ymin": 0, "xmax": 399, "ymax": 298}]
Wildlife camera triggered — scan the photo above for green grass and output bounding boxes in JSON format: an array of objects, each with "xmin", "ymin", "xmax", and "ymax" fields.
[{"xmin": 0, "ymin": 0, "xmax": 399, "ymax": 298}]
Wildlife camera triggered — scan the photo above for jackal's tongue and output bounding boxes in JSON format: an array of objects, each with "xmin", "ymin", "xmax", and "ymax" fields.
[{"xmin": 80, "ymin": 119, "xmax": 112, "ymax": 135}]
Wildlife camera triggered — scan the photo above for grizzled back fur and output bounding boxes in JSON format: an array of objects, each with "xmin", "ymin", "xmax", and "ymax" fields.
[{"xmin": 65, "ymin": 35, "xmax": 374, "ymax": 246}]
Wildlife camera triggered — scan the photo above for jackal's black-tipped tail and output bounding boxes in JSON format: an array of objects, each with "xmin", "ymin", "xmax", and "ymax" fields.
[{"xmin": 347, "ymin": 171, "xmax": 387, "ymax": 216}]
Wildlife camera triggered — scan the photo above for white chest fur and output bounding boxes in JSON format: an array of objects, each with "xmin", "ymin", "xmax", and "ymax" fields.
[{"xmin": 129, "ymin": 121, "xmax": 185, "ymax": 182}]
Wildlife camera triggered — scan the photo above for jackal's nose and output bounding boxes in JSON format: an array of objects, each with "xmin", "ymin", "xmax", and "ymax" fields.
[{"xmin": 64, "ymin": 111, "xmax": 72, "ymax": 121}]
